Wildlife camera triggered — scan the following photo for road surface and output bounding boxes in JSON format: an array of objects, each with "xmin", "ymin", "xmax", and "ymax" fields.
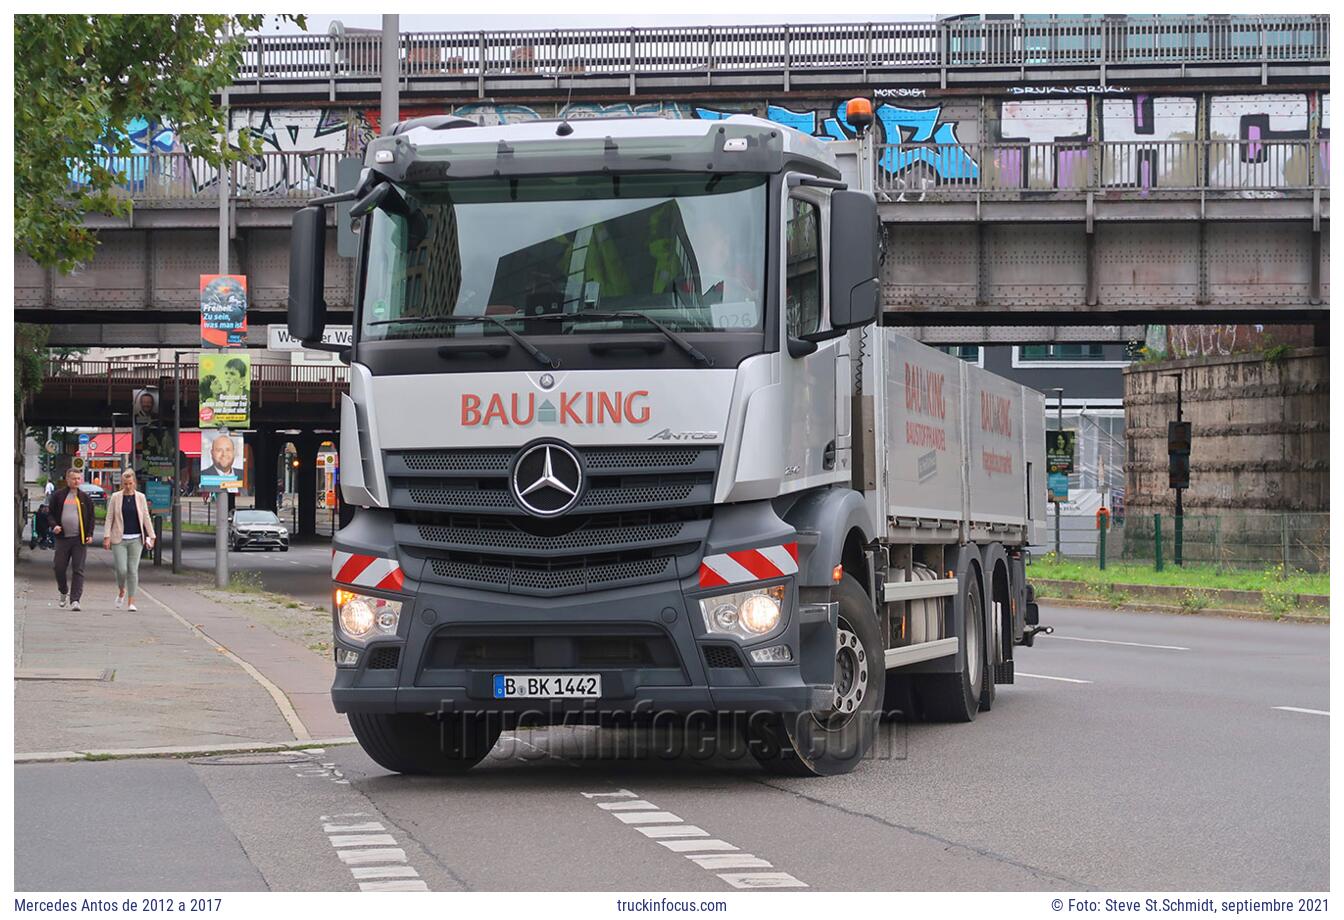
[{"xmin": 15, "ymin": 603, "xmax": 1328, "ymax": 891}]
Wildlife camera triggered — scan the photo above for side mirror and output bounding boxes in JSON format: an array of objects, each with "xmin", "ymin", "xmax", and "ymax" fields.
[
  {"xmin": 828, "ymin": 190, "xmax": 880, "ymax": 330},
  {"xmin": 288, "ymin": 206, "xmax": 327, "ymax": 344}
]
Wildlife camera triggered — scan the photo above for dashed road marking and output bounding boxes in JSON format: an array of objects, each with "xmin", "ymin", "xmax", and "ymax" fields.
[
  {"xmin": 320, "ymin": 813, "xmax": 429, "ymax": 891},
  {"xmin": 1017, "ymin": 672, "xmax": 1093, "ymax": 684},
  {"xmin": 1273, "ymin": 706, "xmax": 1329, "ymax": 716},
  {"xmin": 1048, "ymin": 635, "xmax": 1190, "ymax": 651},
  {"xmin": 290, "ymin": 759, "xmax": 350, "ymax": 784},
  {"xmin": 583, "ymin": 789, "xmax": 806, "ymax": 889}
]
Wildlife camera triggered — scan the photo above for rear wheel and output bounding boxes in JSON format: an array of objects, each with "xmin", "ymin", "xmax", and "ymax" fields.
[
  {"xmin": 744, "ymin": 574, "xmax": 884, "ymax": 776},
  {"xmin": 917, "ymin": 571, "xmax": 985, "ymax": 722},
  {"xmin": 349, "ymin": 711, "xmax": 502, "ymax": 775}
]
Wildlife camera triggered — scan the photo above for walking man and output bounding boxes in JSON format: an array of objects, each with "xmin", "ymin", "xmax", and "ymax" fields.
[{"xmin": 47, "ymin": 468, "xmax": 95, "ymax": 610}]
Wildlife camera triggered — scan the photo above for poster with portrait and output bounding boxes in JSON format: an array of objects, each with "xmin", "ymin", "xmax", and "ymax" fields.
[
  {"xmin": 198, "ymin": 353, "xmax": 250, "ymax": 428},
  {"xmin": 199, "ymin": 433, "xmax": 245, "ymax": 491},
  {"xmin": 200, "ymin": 274, "xmax": 249, "ymax": 347},
  {"xmin": 132, "ymin": 386, "xmax": 160, "ymax": 426}
]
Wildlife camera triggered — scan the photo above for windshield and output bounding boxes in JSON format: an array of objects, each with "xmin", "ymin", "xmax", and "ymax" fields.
[
  {"xmin": 359, "ymin": 173, "xmax": 766, "ymax": 342},
  {"xmin": 235, "ymin": 511, "xmax": 279, "ymax": 525}
]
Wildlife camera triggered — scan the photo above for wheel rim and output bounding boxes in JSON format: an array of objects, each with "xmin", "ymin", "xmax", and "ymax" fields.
[
  {"xmin": 827, "ymin": 618, "xmax": 868, "ymax": 724},
  {"xmin": 966, "ymin": 583, "xmax": 982, "ymax": 692}
]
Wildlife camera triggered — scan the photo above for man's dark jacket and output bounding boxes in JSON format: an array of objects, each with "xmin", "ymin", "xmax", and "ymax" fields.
[{"xmin": 46, "ymin": 487, "xmax": 96, "ymax": 542}]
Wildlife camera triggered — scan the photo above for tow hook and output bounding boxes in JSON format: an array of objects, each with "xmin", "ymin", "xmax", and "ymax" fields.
[{"xmin": 1020, "ymin": 625, "xmax": 1054, "ymax": 647}]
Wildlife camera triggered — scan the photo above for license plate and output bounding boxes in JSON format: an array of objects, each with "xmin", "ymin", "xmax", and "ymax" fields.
[{"xmin": 493, "ymin": 674, "xmax": 601, "ymax": 699}]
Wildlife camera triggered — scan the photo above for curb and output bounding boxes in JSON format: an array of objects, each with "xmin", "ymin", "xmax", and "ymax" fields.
[
  {"xmin": 1036, "ymin": 595, "xmax": 1329, "ymax": 624},
  {"xmin": 16, "ymin": 736, "xmax": 358, "ymax": 765}
]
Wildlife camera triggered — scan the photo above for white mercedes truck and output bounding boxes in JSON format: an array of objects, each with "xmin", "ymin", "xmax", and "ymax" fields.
[{"xmin": 288, "ymin": 101, "xmax": 1049, "ymax": 776}]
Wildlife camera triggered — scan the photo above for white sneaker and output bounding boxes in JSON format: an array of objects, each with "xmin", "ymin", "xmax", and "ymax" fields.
[
  {"xmin": 115, "ymin": 594, "xmax": 124, "ymax": 609},
  {"xmin": 70, "ymin": 600, "xmax": 81, "ymax": 611},
  {"xmin": 128, "ymin": 603, "xmax": 137, "ymax": 612},
  {"xmin": 58, "ymin": 594, "xmax": 67, "ymax": 608}
]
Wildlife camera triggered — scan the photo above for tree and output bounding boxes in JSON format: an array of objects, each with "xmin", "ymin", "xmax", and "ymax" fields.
[
  {"xmin": 15, "ymin": 14, "xmax": 305, "ymax": 273},
  {"xmin": 13, "ymin": 15, "xmax": 304, "ymax": 556}
]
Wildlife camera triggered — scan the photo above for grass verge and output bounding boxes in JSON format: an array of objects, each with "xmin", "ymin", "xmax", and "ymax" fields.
[{"xmin": 1031, "ymin": 556, "xmax": 1327, "ymax": 596}]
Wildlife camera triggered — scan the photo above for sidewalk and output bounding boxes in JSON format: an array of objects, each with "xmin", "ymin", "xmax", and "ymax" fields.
[{"xmin": 14, "ymin": 546, "xmax": 349, "ymax": 757}]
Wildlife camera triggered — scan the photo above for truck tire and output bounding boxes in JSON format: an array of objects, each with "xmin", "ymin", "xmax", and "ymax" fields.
[
  {"xmin": 349, "ymin": 711, "xmax": 501, "ymax": 775},
  {"xmin": 744, "ymin": 574, "xmax": 884, "ymax": 776},
  {"xmin": 917, "ymin": 571, "xmax": 985, "ymax": 723}
]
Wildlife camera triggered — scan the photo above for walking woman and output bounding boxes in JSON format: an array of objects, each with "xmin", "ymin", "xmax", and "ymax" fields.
[{"xmin": 103, "ymin": 469, "xmax": 155, "ymax": 611}]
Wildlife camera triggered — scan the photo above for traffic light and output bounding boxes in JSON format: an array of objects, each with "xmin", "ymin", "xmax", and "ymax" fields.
[{"xmin": 290, "ymin": 458, "xmax": 300, "ymax": 469}]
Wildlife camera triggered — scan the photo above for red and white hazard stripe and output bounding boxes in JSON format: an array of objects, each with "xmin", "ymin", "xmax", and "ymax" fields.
[
  {"xmin": 332, "ymin": 550, "xmax": 405, "ymax": 592},
  {"xmin": 699, "ymin": 542, "xmax": 798, "ymax": 589}
]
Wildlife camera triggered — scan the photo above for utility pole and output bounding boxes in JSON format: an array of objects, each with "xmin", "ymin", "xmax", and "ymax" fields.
[
  {"xmin": 1170, "ymin": 372, "xmax": 1185, "ymax": 567},
  {"xmin": 215, "ymin": 85, "xmax": 231, "ymax": 589},
  {"xmin": 172, "ymin": 350, "xmax": 187, "ymax": 574},
  {"xmin": 1053, "ymin": 387, "xmax": 1064, "ymax": 558},
  {"xmin": 381, "ymin": 15, "xmax": 399, "ymax": 132}
]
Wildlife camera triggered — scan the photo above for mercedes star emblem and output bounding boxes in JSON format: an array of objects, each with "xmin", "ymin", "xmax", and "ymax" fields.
[
  {"xmin": 511, "ymin": 442, "xmax": 583, "ymax": 517},
  {"xmin": 538, "ymin": 372, "xmax": 556, "ymax": 390}
]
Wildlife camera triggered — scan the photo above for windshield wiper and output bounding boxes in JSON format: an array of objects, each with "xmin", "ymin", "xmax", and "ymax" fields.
[
  {"xmin": 367, "ymin": 315, "xmax": 559, "ymax": 368},
  {"xmin": 529, "ymin": 311, "xmax": 714, "ymax": 367}
]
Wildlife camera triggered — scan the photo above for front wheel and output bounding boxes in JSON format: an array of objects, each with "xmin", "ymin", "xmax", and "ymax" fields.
[
  {"xmin": 349, "ymin": 711, "xmax": 502, "ymax": 775},
  {"xmin": 744, "ymin": 573, "xmax": 884, "ymax": 776}
]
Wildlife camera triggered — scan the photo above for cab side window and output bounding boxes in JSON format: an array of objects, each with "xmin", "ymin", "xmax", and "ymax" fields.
[{"xmin": 785, "ymin": 198, "xmax": 822, "ymax": 339}]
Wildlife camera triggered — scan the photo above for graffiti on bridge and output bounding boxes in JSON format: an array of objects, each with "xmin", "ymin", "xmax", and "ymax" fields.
[{"xmin": 71, "ymin": 92, "xmax": 1328, "ymax": 198}]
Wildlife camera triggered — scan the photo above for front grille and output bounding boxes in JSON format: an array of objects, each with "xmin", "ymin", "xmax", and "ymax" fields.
[
  {"xmin": 367, "ymin": 646, "xmax": 401, "ymax": 670},
  {"xmin": 703, "ymin": 645, "xmax": 744, "ymax": 669},
  {"xmin": 429, "ymin": 554, "xmax": 674, "ymax": 593},
  {"xmin": 386, "ymin": 444, "xmax": 718, "ymax": 596},
  {"xmin": 427, "ymin": 625, "xmax": 682, "ymax": 671}
]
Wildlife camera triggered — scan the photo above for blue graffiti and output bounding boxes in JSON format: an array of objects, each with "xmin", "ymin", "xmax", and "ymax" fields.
[
  {"xmin": 69, "ymin": 116, "xmax": 177, "ymax": 189},
  {"xmin": 694, "ymin": 102, "xmax": 978, "ymax": 182},
  {"xmin": 872, "ymin": 105, "xmax": 979, "ymax": 180}
]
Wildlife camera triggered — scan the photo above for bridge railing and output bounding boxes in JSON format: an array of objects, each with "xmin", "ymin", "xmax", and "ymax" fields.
[
  {"xmin": 79, "ymin": 139, "xmax": 1330, "ymax": 205},
  {"xmin": 873, "ymin": 138, "xmax": 1330, "ymax": 200},
  {"xmin": 69, "ymin": 151, "xmax": 347, "ymax": 205},
  {"xmin": 234, "ymin": 15, "xmax": 1328, "ymax": 83},
  {"xmin": 44, "ymin": 360, "xmax": 350, "ymax": 387}
]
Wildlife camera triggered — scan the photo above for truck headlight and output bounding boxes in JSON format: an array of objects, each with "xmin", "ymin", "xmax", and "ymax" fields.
[
  {"xmin": 699, "ymin": 585, "xmax": 785, "ymax": 641},
  {"xmin": 335, "ymin": 590, "xmax": 401, "ymax": 644}
]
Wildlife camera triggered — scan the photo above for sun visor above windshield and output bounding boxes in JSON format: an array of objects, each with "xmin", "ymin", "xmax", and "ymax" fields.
[{"xmin": 363, "ymin": 121, "xmax": 799, "ymax": 183}]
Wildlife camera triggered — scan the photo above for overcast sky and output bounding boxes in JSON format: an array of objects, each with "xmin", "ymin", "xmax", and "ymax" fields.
[{"xmin": 258, "ymin": 13, "xmax": 934, "ymax": 35}]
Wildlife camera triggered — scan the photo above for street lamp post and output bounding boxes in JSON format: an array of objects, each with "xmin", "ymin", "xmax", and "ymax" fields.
[
  {"xmin": 172, "ymin": 350, "xmax": 188, "ymax": 574},
  {"xmin": 1053, "ymin": 387, "xmax": 1064, "ymax": 559}
]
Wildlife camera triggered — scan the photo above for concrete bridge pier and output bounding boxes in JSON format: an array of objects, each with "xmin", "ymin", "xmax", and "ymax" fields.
[
  {"xmin": 292, "ymin": 434, "xmax": 321, "ymax": 539},
  {"xmin": 251, "ymin": 430, "xmax": 283, "ymax": 513}
]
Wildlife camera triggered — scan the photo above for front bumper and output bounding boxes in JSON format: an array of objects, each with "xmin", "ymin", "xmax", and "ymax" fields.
[
  {"xmin": 233, "ymin": 530, "xmax": 289, "ymax": 549},
  {"xmin": 331, "ymin": 576, "xmax": 837, "ymax": 719}
]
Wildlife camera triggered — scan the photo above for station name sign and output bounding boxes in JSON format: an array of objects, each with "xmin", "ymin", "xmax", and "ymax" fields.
[{"xmin": 266, "ymin": 325, "xmax": 353, "ymax": 350}]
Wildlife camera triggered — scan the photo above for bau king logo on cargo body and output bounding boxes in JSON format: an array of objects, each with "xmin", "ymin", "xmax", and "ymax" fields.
[{"xmin": 461, "ymin": 389, "xmax": 650, "ymax": 428}]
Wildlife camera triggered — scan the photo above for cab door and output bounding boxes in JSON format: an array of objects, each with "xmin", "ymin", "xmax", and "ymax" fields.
[{"xmin": 778, "ymin": 190, "xmax": 845, "ymax": 493}]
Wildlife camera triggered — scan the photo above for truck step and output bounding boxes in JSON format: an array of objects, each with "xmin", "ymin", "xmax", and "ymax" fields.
[{"xmin": 994, "ymin": 660, "xmax": 1014, "ymax": 685}]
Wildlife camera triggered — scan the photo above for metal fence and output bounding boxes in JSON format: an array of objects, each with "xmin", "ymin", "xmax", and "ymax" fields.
[
  {"xmin": 69, "ymin": 151, "xmax": 346, "ymax": 205},
  {"xmin": 873, "ymin": 139, "xmax": 1329, "ymax": 200},
  {"xmin": 234, "ymin": 16, "xmax": 1329, "ymax": 83},
  {"xmin": 75, "ymin": 138, "xmax": 1330, "ymax": 206},
  {"xmin": 1101, "ymin": 512, "xmax": 1330, "ymax": 573}
]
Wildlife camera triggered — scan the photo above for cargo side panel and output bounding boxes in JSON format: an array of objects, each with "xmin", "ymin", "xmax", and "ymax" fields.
[
  {"xmin": 965, "ymin": 363, "xmax": 1029, "ymax": 527},
  {"xmin": 1022, "ymin": 388, "xmax": 1048, "ymax": 547},
  {"xmin": 882, "ymin": 333, "xmax": 966, "ymax": 525}
]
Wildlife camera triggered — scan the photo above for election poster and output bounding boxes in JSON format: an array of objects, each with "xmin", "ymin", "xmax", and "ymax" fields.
[
  {"xmin": 200, "ymin": 274, "xmax": 249, "ymax": 347},
  {"xmin": 200, "ymin": 432, "xmax": 245, "ymax": 491},
  {"xmin": 136, "ymin": 424, "xmax": 176, "ymax": 481},
  {"xmin": 198, "ymin": 353, "xmax": 251, "ymax": 428}
]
